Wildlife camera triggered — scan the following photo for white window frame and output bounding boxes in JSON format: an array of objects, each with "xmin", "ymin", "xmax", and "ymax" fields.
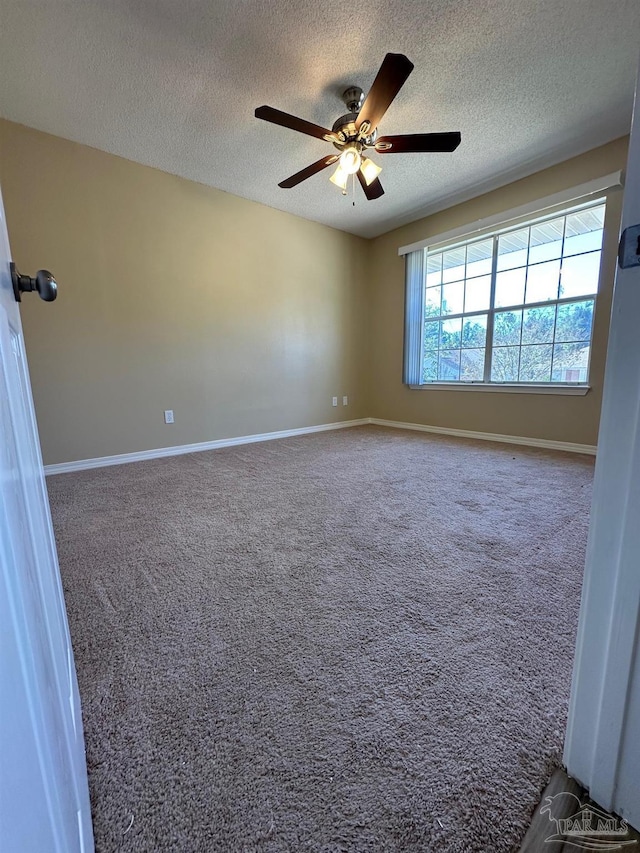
[
  {"xmin": 414, "ymin": 207, "xmax": 613, "ymax": 394},
  {"xmin": 401, "ymin": 173, "xmax": 622, "ymax": 395}
]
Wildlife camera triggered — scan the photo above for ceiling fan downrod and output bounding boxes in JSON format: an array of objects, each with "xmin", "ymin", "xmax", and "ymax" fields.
[{"xmin": 342, "ymin": 86, "xmax": 364, "ymax": 113}]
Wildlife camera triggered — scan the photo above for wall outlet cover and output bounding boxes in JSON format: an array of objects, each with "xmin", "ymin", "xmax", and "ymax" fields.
[
  {"xmin": 342, "ymin": 396, "xmax": 348, "ymax": 406},
  {"xmin": 332, "ymin": 397, "xmax": 338, "ymax": 406},
  {"xmin": 164, "ymin": 410, "xmax": 174, "ymax": 424}
]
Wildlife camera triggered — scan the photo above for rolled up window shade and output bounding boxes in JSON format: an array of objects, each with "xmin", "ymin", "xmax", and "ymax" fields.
[{"xmin": 403, "ymin": 249, "xmax": 425, "ymax": 385}]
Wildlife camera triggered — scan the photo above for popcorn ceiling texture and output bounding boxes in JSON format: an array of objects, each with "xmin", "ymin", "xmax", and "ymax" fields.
[
  {"xmin": 1, "ymin": 0, "xmax": 639, "ymax": 238},
  {"xmin": 49, "ymin": 426, "xmax": 594, "ymax": 852}
]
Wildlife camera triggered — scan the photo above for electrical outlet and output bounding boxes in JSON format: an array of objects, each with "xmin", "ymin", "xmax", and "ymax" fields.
[
  {"xmin": 332, "ymin": 396, "xmax": 338, "ymax": 407},
  {"xmin": 164, "ymin": 410, "xmax": 174, "ymax": 424},
  {"xmin": 342, "ymin": 395, "xmax": 348, "ymax": 406}
]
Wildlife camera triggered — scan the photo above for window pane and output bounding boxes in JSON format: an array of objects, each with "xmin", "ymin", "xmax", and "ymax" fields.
[
  {"xmin": 461, "ymin": 348, "xmax": 485, "ymax": 380},
  {"xmin": 491, "ymin": 346, "xmax": 520, "ymax": 382},
  {"xmin": 423, "ymin": 350, "xmax": 438, "ymax": 381},
  {"xmin": 426, "ymin": 253, "xmax": 442, "ymax": 287},
  {"xmin": 425, "ymin": 286, "xmax": 442, "ymax": 317},
  {"xmin": 464, "ymin": 275, "xmax": 491, "ymax": 312},
  {"xmin": 559, "ymin": 252, "xmax": 600, "ymax": 298},
  {"xmin": 439, "ymin": 350, "xmax": 461, "ymax": 380},
  {"xmin": 466, "ymin": 239, "xmax": 493, "ymax": 278},
  {"xmin": 580, "ymin": 203, "xmax": 605, "ymax": 228},
  {"xmin": 555, "ymin": 300, "xmax": 594, "ymax": 343},
  {"xmin": 424, "ymin": 319, "xmax": 439, "ymax": 350},
  {"xmin": 495, "ymin": 268, "xmax": 526, "ymax": 307},
  {"xmin": 552, "ymin": 342, "xmax": 590, "ymax": 382},
  {"xmin": 519, "ymin": 344, "xmax": 552, "ymax": 382},
  {"xmin": 525, "ymin": 259, "xmax": 560, "ymax": 303},
  {"xmin": 440, "ymin": 317, "xmax": 462, "ymax": 348},
  {"xmin": 441, "ymin": 280, "xmax": 464, "ymax": 314},
  {"xmin": 420, "ymin": 203, "xmax": 603, "ymax": 389},
  {"xmin": 522, "ymin": 305, "xmax": 555, "ymax": 344},
  {"xmin": 563, "ymin": 207, "xmax": 605, "ymax": 257},
  {"xmin": 462, "ymin": 315, "xmax": 487, "ymax": 348},
  {"xmin": 563, "ymin": 229, "xmax": 603, "ymax": 257},
  {"xmin": 493, "ymin": 310, "xmax": 522, "ymax": 346},
  {"xmin": 497, "ymin": 228, "xmax": 528, "ymax": 271},
  {"xmin": 442, "ymin": 248, "xmax": 466, "ymax": 283},
  {"xmin": 529, "ymin": 217, "xmax": 564, "ymax": 264}
]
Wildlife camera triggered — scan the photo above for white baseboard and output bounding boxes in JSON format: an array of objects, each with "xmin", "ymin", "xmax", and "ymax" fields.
[
  {"xmin": 368, "ymin": 418, "xmax": 597, "ymax": 455},
  {"xmin": 44, "ymin": 415, "xmax": 596, "ymax": 475},
  {"xmin": 44, "ymin": 418, "xmax": 370, "ymax": 475}
]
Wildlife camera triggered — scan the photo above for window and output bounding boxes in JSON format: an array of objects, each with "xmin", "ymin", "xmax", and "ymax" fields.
[{"xmin": 416, "ymin": 200, "xmax": 605, "ymax": 387}]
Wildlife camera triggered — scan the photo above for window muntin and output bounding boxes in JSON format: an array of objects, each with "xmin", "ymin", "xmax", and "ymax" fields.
[{"xmin": 422, "ymin": 202, "xmax": 604, "ymax": 385}]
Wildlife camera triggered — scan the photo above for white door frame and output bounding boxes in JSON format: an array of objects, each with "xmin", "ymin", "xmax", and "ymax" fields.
[{"xmin": 564, "ymin": 55, "xmax": 640, "ymax": 827}]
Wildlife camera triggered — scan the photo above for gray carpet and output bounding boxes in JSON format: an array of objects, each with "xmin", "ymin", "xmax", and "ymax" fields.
[{"xmin": 48, "ymin": 426, "xmax": 594, "ymax": 852}]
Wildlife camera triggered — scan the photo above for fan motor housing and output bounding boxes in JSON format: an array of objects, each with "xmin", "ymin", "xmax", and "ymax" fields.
[
  {"xmin": 330, "ymin": 86, "xmax": 378, "ymax": 149},
  {"xmin": 331, "ymin": 112, "xmax": 377, "ymax": 150}
]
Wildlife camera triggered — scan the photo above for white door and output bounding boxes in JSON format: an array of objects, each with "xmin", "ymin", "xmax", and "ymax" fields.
[
  {"xmin": 564, "ymin": 57, "xmax": 640, "ymax": 826},
  {"xmin": 0, "ymin": 188, "xmax": 93, "ymax": 851}
]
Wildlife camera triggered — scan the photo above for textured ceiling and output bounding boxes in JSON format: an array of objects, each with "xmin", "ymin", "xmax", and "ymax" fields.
[{"xmin": 1, "ymin": 0, "xmax": 639, "ymax": 238}]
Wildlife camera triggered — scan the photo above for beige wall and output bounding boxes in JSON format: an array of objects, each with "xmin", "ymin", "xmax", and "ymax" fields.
[
  {"xmin": 0, "ymin": 119, "xmax": 370, "ymax": 465},
  {"xmin": 0, "ymin": 120, "xmax": 628, "ymax": 465},
  {"xmin": 367, "ymin": 137, "xmax": 629, "ymax": 446}
]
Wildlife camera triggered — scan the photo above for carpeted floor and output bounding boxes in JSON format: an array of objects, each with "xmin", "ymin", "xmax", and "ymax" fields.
[{"xmin": 49, "ymin": 426, "xmax": 594, "ymax": 853}]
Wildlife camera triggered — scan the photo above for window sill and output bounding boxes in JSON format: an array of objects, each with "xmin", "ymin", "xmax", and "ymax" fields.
[{"xmin": 409, "ymin": 383, "xmax": 590, "ymax": 396}]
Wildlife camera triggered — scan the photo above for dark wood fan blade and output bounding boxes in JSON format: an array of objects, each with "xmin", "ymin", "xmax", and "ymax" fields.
[
  {"xmin": 278, "ymin": 155, "xmax": 339, "ymax": 188},
  {"xmin": 356, "ymin": 53, "xmax": 414, "ymax": 133},
  {"xmin": 375, "ymin": 132, "xmax": 462, "ymax": 153},
  {"xmin": 255, "ymin": 105, "xmax": 334, "ymax": 141},
  {"xmin": 357, "ymin": 169, "xmax": 384, "ymax": 200}
]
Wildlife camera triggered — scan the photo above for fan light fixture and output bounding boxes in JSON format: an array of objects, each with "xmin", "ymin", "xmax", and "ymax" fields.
[
  {"xmin": 339, "ymin": 145, "xmax": 362, "ymax": 175},
  {"xmin": 331, "ymin": 146, "xmax": 382, "ymax": 194},
  {"xmin": 360, "ymin": 157, "xmax": 382, "ymax": 186},
  {"xmin": 329, "ymin": 165, "xmax": 349, "ymax": 190}
]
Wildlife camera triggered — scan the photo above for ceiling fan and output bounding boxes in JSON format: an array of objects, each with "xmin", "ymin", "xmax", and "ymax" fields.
[{"xmin": 255, "ymin": 53, "xmax": 461, "ymax": 201}]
